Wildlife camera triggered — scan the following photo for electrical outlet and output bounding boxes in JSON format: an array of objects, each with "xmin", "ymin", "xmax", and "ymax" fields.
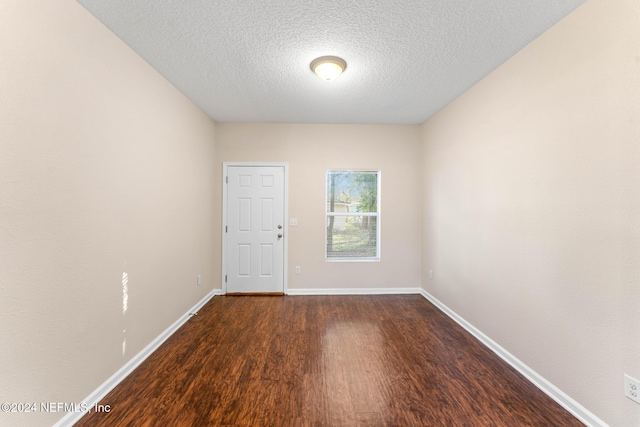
[
  {"xmin": 625, "ymin": 374, "xmax": 640, "ymax": 404},
  {"xmin": 295, "ymin": 266, "xmax": 301, "ymax": 275},
  {"xmin": 429, "ymin": 270, "xmax": 433, "ymax": 280},
  {"xmin": 197, "ymin": 274, "xmax": 202, "ymax": 286}
]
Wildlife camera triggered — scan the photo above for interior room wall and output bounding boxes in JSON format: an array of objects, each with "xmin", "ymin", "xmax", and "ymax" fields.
[
  {"xmin": 0, "ymin": 1, "xmax": 216, "ymax": 426},
  {"xmin": 214, "ymin": 123, "xmax": 423, "ymax": 292},
  {"xmin": 421, "ymin": 0, "xmax": 640, "ymax": 425}
]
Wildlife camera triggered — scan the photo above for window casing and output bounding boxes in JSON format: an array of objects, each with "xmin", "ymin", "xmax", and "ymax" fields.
[{"xmin": 325, "ymin": 170, "xmax": 380, "ymax": 261}]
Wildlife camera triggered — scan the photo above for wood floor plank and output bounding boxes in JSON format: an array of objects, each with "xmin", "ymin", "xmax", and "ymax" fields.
[{"xmin": 75, "ymin": 295, "xmax": 584, "ymax": 426}]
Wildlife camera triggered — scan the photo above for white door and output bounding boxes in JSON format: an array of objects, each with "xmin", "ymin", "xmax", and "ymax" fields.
[{"xmin": 226, "ymin": 166, "xmax": 285, "ymax": 293}]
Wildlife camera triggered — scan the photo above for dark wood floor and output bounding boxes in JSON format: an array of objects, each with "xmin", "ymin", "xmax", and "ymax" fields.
[{"xmin": 76, "ymin": 295, "xmax": 583, "ymax": 426}]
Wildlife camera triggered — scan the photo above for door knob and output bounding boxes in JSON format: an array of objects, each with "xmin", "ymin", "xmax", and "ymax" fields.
[
  {"xmin": 278, "ymin": 234, "xmax": 283, "ymax": 238},
  {"xmin": 278, "ymin": 225, "xmax": 282, "ymax": 229}
]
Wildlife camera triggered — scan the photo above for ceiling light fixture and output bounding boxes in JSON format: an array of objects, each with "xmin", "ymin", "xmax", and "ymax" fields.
[{"xmin": 310, "ymin": 56, "xmax": 347, "ymax": 81}]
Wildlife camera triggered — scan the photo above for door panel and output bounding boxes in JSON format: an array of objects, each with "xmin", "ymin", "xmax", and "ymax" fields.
[
  {"xmin": 260, "ymin": 244, "xmax": 273, "ymax": 276},
  {"xmin": 227, "ymin": 166, "xmax": 284, "ymax": 293}
]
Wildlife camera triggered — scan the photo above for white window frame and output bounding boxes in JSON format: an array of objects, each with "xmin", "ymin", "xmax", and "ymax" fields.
[{"xmin": 325, "ymin": 169, "xmax": 381, "ymax": 262}]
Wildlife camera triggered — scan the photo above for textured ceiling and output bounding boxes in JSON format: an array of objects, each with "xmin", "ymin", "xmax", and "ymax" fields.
[{"xmin": 76, "ymin": 0, "xmax": 584, "ymax": 124}]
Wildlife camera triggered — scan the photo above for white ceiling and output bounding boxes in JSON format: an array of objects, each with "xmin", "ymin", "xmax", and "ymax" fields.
[{"xmin": 77, "ymin": 0, "xmax": 584, "ymax": 125}]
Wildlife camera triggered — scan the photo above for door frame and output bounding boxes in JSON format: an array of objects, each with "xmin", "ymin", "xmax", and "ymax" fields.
[{"xmin": 222, "ymin": 162, "xmax": 289, "ymax": 295}]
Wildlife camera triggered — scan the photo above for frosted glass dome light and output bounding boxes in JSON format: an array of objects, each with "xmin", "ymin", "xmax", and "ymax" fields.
[{"xmin": 310, "ymin": 56, "xmax": 347, "ymax": 81}]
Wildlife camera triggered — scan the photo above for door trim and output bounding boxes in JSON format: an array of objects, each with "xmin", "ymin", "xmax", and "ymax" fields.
[{"xmin": 222, "ymin": 162, "xmax": 289, "ymax": 295}]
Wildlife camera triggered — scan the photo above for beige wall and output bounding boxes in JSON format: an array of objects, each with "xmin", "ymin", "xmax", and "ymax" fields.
[
  {"xmin": 421, "ymin": 0, "xmax": 640, "ymax": 425},
  {"xmin": 0, "ymin": 1, "xmax": 216, "ymax": 426},
  {"xmin": 214, "ymin": 123, "xmax": 422, "ymax": 291}
]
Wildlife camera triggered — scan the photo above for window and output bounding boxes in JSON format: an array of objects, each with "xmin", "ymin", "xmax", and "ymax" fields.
[{"xmin": 326, "ymin": 170, "xmax": 380, "ymax": 261}]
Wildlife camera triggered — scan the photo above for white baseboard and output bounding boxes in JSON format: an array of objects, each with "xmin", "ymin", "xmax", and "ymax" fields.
[
  {"xmin": 54, "ymin": 290, "xmax": 218, "ymax": 427},
  {"xmin": 420, "ymin": 289, "xmax": 608, "ymax": 427},
  {"xmin": 286, "ymin": 287, "xmax": 422, "ymax": 295}
]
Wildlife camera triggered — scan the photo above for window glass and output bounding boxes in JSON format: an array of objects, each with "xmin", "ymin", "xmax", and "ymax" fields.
[
  {"xmin": 326, "ymin": 170, "xmax": 379, "ymax": 260},
  {"xmin": 326, "ymin": 171, "xmax": 378, "ymax": 213}
]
